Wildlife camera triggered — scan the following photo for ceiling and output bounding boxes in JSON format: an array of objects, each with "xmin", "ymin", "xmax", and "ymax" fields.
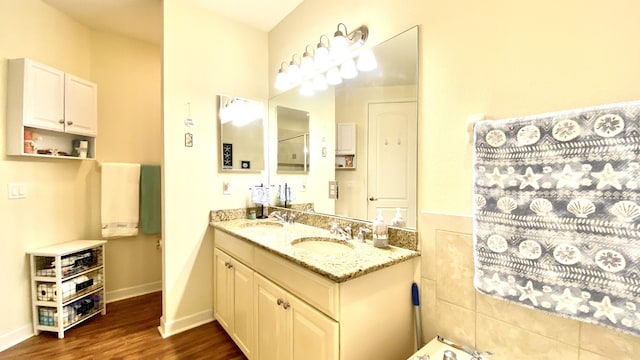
[{"xmin": 43, "ymin": 0, "xmax": 303, "ymax": 44}]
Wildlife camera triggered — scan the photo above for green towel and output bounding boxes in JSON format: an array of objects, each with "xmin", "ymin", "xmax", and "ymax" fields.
[{"xmin": 139, "ymin": 164, "xmax": 161, "ymax": 234}]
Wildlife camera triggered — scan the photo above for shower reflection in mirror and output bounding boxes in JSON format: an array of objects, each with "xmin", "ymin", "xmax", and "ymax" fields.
[
  {"xmin": 217, "ymin": 94, "xmax": 266, "ymax": 172},
  {"xmin": 276, "ymin": 106, "xmax": 310, "ymax": 173}
]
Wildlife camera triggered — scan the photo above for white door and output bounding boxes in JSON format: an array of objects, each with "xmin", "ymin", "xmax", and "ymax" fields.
[{"xmin": 367, "ymin": 101, "xmax": 417, "ymax": 227}]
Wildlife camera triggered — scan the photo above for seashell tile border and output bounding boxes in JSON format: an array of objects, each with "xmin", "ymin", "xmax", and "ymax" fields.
[{"xmin": 210, "ymin": 206, "xmax": 418, "ymax": 251}]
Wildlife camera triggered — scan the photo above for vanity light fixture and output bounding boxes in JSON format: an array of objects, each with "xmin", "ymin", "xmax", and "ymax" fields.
[
  {"xmin": 219, "ymin": 97, "xmax": 263, "ymax": 127},
  {"xmin": 274, "ymin": 22, "xmax": 376, "ymax": 93}
]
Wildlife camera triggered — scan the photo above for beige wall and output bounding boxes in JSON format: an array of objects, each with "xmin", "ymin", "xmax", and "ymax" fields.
[
  {"xmin": 90, "ymin": 30, "xmax": 163, "ymax": 301},
  {"xmin": 0, "ymin": 0, "xmax": 161, "ymax": 349},
  {"xmin": 161, "ymin": 0, "xmax": 268, "ymax": 336},
  {"xmin": 270, "ymin": 0, "xmax": 640, "ymax": 358},
  {"xmin": 421, "ymin": 213, "xmax": 640, "ymax": 359}
]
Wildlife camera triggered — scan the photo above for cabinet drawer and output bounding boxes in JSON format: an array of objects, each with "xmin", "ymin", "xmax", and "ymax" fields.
[
  {"xmin": 254, "ymin": 248, "xmax": 339, "ymax": 320},
  {"xmin": 215, "ymin": 230, "xmax": 254, "ymax": 267}
]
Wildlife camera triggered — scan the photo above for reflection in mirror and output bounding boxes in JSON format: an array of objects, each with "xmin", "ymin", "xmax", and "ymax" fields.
[
  {"xmin": 268, "ymin": 26, "xmax": 419, "ymax": 229},
  {"xmin": 277, "ymin": 106, "xmax": 310, "ymax": 173},
  {"xmin": 217, "ymin": 94, "xmax": 265, "ymax": 172}
]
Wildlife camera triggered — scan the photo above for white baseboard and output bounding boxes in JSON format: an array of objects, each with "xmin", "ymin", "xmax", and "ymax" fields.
[
  {"xmin": 106, "ymin": 281, "xmax": 162, "ymax": 303},
  {"xmin": 157, "ymin": 309, "xmax": 213, "ymax": 338},
  {"xmin": 0, "ymin": 323, "xmax": 33, "ymax": 353}
]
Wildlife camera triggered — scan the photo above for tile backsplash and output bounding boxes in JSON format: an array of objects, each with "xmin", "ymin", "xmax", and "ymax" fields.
[{"xmin": 210, "ymin": 207, "xmax": 417, "ymax": 251}]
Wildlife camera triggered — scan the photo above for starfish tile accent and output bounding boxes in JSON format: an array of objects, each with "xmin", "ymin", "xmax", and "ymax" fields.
[
  {"xmin": 591, "ymin": 163, "xmax": 623, "ymax": 190},
  {"xmin": 486, "ymin": 167, "xmax": 508, "ymax": 188},
  {"xmin": 552, "ymin": 164, "xmax": 583, "ymax": 189},
  {"xmin": 551, "ymin": 288, "xmax": 582, "ymax": 314},
  {"xmin": 590, "ymin": 296, "xmax": 624, "ymax": 324},
  {"xmin": 516, "ymin": 167, "xmax": 543, "ymax": 190},
  {"xmin": 483, "ymin": 273, "xmax": 505, "ymax": 296},
  {"xmin": 517, "ymin": 280, "xmax": 543, "ymax": 306}
]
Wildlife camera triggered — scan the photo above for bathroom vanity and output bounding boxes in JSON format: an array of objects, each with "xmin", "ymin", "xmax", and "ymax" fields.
[{"xmin": 211, "ymin": 219, "xmax": 419, "ymax": 360}]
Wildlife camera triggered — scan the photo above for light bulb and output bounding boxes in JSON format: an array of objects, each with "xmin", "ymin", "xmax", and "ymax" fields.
[
  {"xmin": 299, "ymin": 81, "xmax": 315, "ymax": 96},
  {"xmin": 314, "ymin": 45, "xmax": 330, "ymax": 70},
  {"xmin": 312, "ymin": 74, "xmax": 328, "ymax": 91},
  {"xmin": 275, "ymin": 69, "xmax": 290, "ymax": 90},
  {"xmin": 287, "ymin": 62, "xmax": 301, "ymax": 85},
  {"xmin": 356, "ymin": 49, "xmax": 377, "ymax": 72},
  {"xmin": 330, "ymin": 31, "xmax": 349, "ymax": 60},
  {"xmin": 325, "ymin": 67, "xmax": 342, "ymax": 85},
  {"xmin": 340, "ymin": 58, "xmax": 358, "ymax": 79},
  {"xmin": 300, "ymin": 51, "xmax": 314, "ymax": 78}
]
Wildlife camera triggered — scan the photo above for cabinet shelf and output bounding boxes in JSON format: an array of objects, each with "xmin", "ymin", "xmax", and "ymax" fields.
[{"xmin": 28, "ymin": 240, "xmax": 106, "ymax": 339}]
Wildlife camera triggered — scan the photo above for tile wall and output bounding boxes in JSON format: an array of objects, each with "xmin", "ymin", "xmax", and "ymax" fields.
[{"xmin": 420, "ymin": 212, "xmax": 640, "ymax": 360}]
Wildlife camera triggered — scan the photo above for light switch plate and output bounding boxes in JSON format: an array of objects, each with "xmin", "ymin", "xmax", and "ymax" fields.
[
  {"xmin": 8, "ymin": 182, "xmax": 26, "ymax": 199},
  {"xmin": 328, "ymin": 181, "xmax": 338, "ymax": 200}
]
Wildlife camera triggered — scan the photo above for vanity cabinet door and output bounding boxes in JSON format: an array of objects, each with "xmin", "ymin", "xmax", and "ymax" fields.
[
  {"xmin": 290, "ymin": 295, "xmax": 338, "ymax": 360},
  {"xmin": 214, "ymin": 249, "xmax": 233, "ymax": 332},
  {"xmin": 254, "ymin": 274, "xmax": 291, "ymax": 360},
  {"xmin": 233, "ymin": 258, "xmax": 254, "ymax": 357},
  {"xmin": 254, "ymin": 274, "xmax": 337, "ymax": 360},
  {"xmin": 214, "ymin": 248, "xmax": 254, "ymax": 358}
]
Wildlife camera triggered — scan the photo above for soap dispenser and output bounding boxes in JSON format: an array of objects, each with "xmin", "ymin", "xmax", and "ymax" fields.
[
  {"xmin": 372, "ymin": 210, "xmax": 388, "ymax": 248},
  {"xmin": 391, "ymin": 208, "xmax": 406, "ymax": 227}
]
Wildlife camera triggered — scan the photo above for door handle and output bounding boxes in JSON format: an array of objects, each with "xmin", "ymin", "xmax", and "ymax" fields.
[{"xmin": 369, "ymin": 197, "xmax": 378, "ymax": 201}]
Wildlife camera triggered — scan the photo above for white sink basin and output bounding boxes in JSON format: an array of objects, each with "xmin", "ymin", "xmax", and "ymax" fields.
[
  {"xmin": 291, "ymin": 237, "xmax": 354, "ymax": 254},
  {"xmin": 240, "ymin": 220, "xmax": 284, "ymax": 229}
]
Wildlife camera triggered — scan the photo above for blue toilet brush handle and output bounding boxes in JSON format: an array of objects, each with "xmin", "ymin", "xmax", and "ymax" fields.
[{"xmin": 412, "ymin": 282, "xmax": 424, "ymax": 349}]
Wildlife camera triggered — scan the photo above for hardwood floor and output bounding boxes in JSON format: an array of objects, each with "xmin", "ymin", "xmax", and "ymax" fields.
[{"xmin": 0, "ymin": 292, "xmax": 247, "ymax": 359}]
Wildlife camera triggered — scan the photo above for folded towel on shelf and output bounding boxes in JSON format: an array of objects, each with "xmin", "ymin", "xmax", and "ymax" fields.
[
  {"xmin": 140, "ymin": 164, "xmax": 161, "ymax": 234},
  {"xmin": 473, "ymin": 100, "xmax": 640, "ymax": 336},
  {"xmin": 101, "ymin": 162, "xmax": 141, "ymax": 238}
]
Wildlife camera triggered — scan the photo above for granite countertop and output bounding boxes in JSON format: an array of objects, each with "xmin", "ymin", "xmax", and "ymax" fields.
[{"xmin": 210, "ymin": 219, "xmax": 419, "ymax": 283}]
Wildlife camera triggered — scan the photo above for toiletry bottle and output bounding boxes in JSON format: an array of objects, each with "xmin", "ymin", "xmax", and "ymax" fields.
[
  {"xmin": 391, "ymin": 208, "xmax": 406, "ymax": 227},
  {"xmin": 372, "ymin": 210, "xmax": 388, "ymax": 248}
]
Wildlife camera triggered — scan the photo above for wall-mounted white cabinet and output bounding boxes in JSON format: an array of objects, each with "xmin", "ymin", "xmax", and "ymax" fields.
[
  {"xmin": 7, "ymin": 58, "xmax": 97, "ymax": 159},
  {"xmin": 335, "ymin": 123, "xmax": 356, "ymax": 169}
]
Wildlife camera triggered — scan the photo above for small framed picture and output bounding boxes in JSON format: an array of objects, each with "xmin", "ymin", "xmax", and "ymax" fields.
[
  {"xmin": 222, "ymin": 143, "xmax": 233, "ymax": 168},
  {"xmin": 241, "ymin": 160, "xmax": 251, "ymax": 169},
  {"xmin": 185, "ymin": 133, "xmax": 193, "ymax": 147},
  {"xmin": 345, "ymin": 155, "xmax": 354, "ymax": 168}
]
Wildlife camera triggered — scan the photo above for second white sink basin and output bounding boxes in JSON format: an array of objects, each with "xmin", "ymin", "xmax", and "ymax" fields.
[{"xmin": 291, "ymin": 237, "xmax": 354, "ymax": 255}]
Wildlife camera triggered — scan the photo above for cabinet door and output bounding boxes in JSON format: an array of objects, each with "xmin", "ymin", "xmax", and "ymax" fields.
[
  {"xmin": 254, "ymin": 274, "xmax": 291, "ymax": 360},
  {"xmin": 23, "ymin": 59, "xmax": 65, "ymax": 131},
  {"xmin": 64, "ymin": 74, "xmax": 97, "ymax": 136},
  {"xmin": 213, "ymin": 249, "xmax": 233, "ymax": 332},
  {"xmin": 232, "ymin": 259, "xmax": 254, "ymax": 357},
  {"xmin": 336, "ymin": 123, "xmax": 356, "ymax": 155},
  {"xmin": 290, "ymin": 295, "xmax": 338, "ymax": 360}
]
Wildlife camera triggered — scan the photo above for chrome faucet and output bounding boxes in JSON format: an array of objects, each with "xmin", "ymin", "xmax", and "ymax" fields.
[
  {"xmin": 329, "ymin": 222, "xmax": 352, "ymax": 240},
  {"xmin": 287, "ymin": 213, "xmax": 296, "ymax": 224},
  {"xmin": 269, "ymin": 211, "xmax": 286, "ymax": 222},
  {"xmin": 357, "ymin": 227, "xmax": 372, "ymax": 242}
]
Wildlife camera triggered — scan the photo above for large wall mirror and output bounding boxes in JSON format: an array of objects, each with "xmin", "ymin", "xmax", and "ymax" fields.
[
  {"xmin": 217, "ymin": 94, "xmax": 266, "ymax": 172},
  {"xmin": 268, "ymin": 26, "xmax": 419, "ymax": 228}
]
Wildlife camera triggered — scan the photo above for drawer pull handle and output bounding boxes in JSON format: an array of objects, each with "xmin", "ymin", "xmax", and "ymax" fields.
[
  {"xmin": 282, "ymin": 302, "xmax": 290, "ymax": 310},
  {"xmin": 58, "ymin": 119, "xmax": 65, "ymax": 124},
  {"xmin": 67, "ymin": 121, "xmax": 73, "ymax": 125},
  {"xmin": 277, "ymin": 298, "xmax": 284, "ymax": 306}
]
